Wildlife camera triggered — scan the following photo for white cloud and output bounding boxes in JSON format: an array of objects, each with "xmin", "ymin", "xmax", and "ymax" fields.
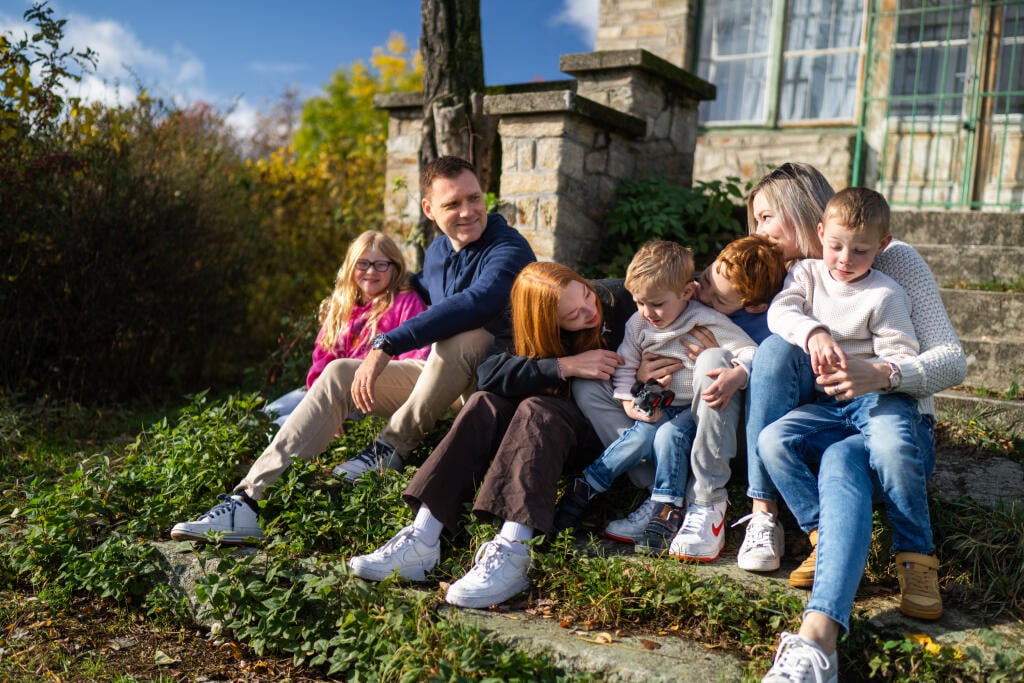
[{"xmin": 554, "ymin": 0, "xmax": 599, "ymax": 47}]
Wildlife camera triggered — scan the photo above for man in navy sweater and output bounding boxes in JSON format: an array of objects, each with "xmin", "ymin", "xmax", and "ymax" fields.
[{"xmin": 171, "ymin": 156, "xmax": 536, "ymax": 544}]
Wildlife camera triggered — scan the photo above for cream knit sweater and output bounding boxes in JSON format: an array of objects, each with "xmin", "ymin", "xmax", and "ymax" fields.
[{"xmin": 612, "ymin": 301, "xmax": 757, "ymax": 406}]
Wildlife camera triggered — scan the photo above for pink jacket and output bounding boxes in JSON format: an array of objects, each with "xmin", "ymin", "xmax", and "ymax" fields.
[{"xmin": 305, "ymin": 290, "xmax": 430, "ymax": 387}]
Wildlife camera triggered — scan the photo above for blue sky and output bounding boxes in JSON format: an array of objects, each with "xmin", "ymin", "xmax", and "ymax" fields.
[{"xmin": 1, "ymin": 0, "xmax": 598, "ymax": 137}]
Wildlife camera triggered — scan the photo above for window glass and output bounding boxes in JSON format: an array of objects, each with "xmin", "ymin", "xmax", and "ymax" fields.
[
  {"xmin": 697, "ymin": 0, "xmax": 773, "ymax": 124},
  {"xmin": 993, "ymin": 3, "xmax": 1024, "ymax": 115},
  {"xmin": 890, "ymin": 2, "xmax": 971, "ymax": 117}
]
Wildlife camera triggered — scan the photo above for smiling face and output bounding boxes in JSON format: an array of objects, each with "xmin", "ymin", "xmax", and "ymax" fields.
[
  {"xmin": 631, "ymin": 285, "xmax": 692, "ymax": 329},
  {"xmin": 353, "ymin": 246, "xmax": 394, "ymax": 301},
  {"xmin": 817, "ymin": 218, "xmax": 891, "ymax": 284},
  {"xmin": 751, "ymin": 191, "xmax": 802, "ymax": 261},
  {"xmin": 421, "ymin": 169, "xmax": 487, "ymax": 251},
  {"xmin": 557, "ymin": 280, "xmax": 601, "ymax": 332}
]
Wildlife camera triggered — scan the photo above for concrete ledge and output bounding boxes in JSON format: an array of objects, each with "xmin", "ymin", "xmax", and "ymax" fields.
[
  {"xmin": 936, "ymin": 391, "xmax": 1024, "ymax": 433},
  {"xmin": 559, "ymin": 49, "xmax": 716, "ymax": 101},
  {"xmin": 484, "ymin": 90, "xmax": 647, "ymax": 138}
]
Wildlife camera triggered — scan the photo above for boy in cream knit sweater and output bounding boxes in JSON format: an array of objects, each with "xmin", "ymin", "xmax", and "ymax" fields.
[
  {"xmin": 554, "ymin": 240, "xmax": 758, "ymax": 558},
  {"xmin": 759, "ymin": 187, "xmax": 942, "ymax": 621}
]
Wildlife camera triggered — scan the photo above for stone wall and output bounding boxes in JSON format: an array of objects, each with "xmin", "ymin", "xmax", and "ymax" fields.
[
  {"xmin": 595, "ymin": 0, "xmax": 698, "ymax": 70},
  {"xmin": 694, "ymin": 129, "xmax": 857, "ymax": 191}
]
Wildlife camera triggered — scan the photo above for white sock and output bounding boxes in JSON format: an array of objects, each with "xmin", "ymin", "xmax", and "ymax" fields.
[
  {"xmin": 498, "ymin": 520, "xmax": 533, "ymax": 553},
  {"xmin": 411, "ymin": 504, "xmax": 443, "ymax": 544}
]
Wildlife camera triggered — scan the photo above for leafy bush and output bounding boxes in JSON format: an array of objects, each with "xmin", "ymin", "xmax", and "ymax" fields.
[{"xmin": 596, "ymin": 175, "xmax": 748, "ymax": 277}]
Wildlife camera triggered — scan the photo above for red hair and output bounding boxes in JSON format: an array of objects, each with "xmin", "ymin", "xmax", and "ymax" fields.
[{"xmin": 511, "ymin": 262, "xmax": 604, "ymax": 359}]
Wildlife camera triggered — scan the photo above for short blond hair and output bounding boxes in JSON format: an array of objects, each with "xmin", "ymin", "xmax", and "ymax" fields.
[
  {"xmin": 624, "ymin": 240, "xmax": 694, "ymax": 296},
  {"xmin": 823, "ymin": 187, "xmax": 891, "ymax": 241}
]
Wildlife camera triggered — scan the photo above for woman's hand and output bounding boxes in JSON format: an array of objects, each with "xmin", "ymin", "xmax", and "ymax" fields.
[
  {"xmin": 682, "ymin": 325, "xmax": 720, "ymax": 362},
  {"xmin": 637, "ymin": 353, "xmax": 683, "ymax": 387},
  {"xmin": 817, "ymin": 356, "xmax": 892, "ymax": 400},
  {"xmin": 559, "ymin": 349, "xmax": 623, "ymax": 380}
]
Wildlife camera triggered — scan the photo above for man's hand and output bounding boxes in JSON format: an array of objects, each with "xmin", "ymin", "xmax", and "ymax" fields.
[
  {"xmin": 637, "ymin": 353, "xmax": 683, "ymax": 387},
  {"xmin": 351, "ymin": 349, "xmax": 391, "ymax": 412},
  {"xmin": 681, "ymin": 325, "xmax": 720, "ymax": 362},
  {"xmin": 559, "ymin": 349, "xmax": 622, "ymax": 380}
]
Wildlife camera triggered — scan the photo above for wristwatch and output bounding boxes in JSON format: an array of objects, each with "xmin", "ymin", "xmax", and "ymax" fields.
[
  {"xmin": 371, "ymin": 333, "xmax": 395, "ymax": 357},
  {"xmin": 885, "ymin": 361, "xmax": 903, "ymax": 392}
]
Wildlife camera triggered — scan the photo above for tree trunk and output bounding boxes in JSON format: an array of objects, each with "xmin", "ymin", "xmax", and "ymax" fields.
[{"xmin": 414, "ymin": 0, "xmax": 497, "ymax": 266}]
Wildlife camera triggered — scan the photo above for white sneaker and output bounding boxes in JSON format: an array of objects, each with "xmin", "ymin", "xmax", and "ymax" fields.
[
  {"xmin": 762, "ymin": 632, "xmax": 838, "ymax": 682},
  {"xmin": 734, "ymin": 510, "xmax": 785, "ymax": 572},
  {"xmin": 604, "ymin": 498, "xmax": 661, "ymax": 544},
  {"xmin": 170, "ymin": 494, "xmax": 263, "ymax": 545},
  {"xmin": 333, "ymin": 439, "xmax": 402, "ymax": 482},
  {"xmin": 668, "ymin": 500, "xmax": 727, "ymax": 562},
  {"xmin": 445, "ymin": 537, "xmax": 531, "ymax": 609},
  {"xmin": 348, "ymin": 526, "xmax": 439, "ymax": 582}
]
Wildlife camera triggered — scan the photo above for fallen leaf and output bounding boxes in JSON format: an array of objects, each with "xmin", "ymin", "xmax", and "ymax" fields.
[
  {"xmin": 154, "ymin": 649, "xmax": 180, "ymax": 666},
  {"xmin": 639, "ymin": 638, "xmax": 661, "ymax": 650}
]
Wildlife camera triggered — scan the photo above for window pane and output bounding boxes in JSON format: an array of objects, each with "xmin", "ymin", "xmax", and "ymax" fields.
[
  {"xmin": 780, "ymin": 52, "xmax": 861, "ymax": 121},
  {"xmin": 896, "ymin": 1, "xmax": 970, "ymax": 43},
  {"xmin": 697, "ymin": 0, "xmax": 772, "ymax": 123},
  {"xmin": 785, "ymin": 0, "xmax": 864, "ymax": 51},
  {"xmin": 993, "ymin": 4, "xmax": 1024, "ymax": 114},
  {"xmin": 700, "ymin": 59, "xmax": 769, "ymax": 123},
  {"xmin": 890, "ymin": 44, "xmax": 968, "ymax": 116}
]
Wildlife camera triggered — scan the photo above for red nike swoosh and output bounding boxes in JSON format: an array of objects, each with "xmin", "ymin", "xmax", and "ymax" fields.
[{"xmin": 711, "ymin": 519, "xmax": 725, "ymax": 536}]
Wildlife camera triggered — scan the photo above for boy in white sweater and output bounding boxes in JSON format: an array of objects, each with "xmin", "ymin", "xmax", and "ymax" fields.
[
  {"xmin": 759, "ymin": 187, "xmax": 942, "ymax": 619},
  {"xmin": 554, "ymin": 240, "xmax": 758, "ymax": 558}
]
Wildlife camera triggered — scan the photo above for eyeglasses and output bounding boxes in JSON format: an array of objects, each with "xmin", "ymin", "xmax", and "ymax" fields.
[{"xmin": 355, "ymin": 259, "xmax": 394, "ymax": 272}]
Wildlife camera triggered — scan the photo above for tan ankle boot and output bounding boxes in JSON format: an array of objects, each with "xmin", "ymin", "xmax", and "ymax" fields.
[
  {"xmin": 788, "ymin": 529, "xmax": 818, "ymax": 588},
  {"xmin": 895, "ymin": 552, "xmax": 943, "ymax": 620}
]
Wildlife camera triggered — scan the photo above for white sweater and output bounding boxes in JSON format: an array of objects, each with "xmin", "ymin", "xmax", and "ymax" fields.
[
  {"xmin": 769, "ymin": 260, "xmax": 919, "ymax": 365},
  {"xmin": 612, "ymin": 301, "xmax": 757, "ymax": 405},
  {"xmin": 872, "ymin": 240, "xmax": 967, "ymax": 416}
]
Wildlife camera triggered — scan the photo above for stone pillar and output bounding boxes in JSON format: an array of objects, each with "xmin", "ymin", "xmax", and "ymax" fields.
[
  {"xmin": 484, "ymin": 91, "xmax": 645, "ymax": 265},
  {"xmin": 595, "ymin": 0, "xmax": 698, "ymax": 70},
  {"xmin": 374, "ymin": 92, "xmax": 426, "ymax": 264}
]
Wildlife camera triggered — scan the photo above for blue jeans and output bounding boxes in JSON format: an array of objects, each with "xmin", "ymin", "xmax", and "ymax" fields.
[
  {"xmin": 760, "ymin": 393, "xmax": 937, "ymax": 632},
  {"xmin": 583, "ymin": 404, "xmax": 697, "ymax": 506},
  {"xmin": 745, "ymin": 335, "xmax": 817, "ymax": 502}
]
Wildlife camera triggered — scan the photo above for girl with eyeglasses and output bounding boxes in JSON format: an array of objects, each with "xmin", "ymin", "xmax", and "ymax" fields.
[{"xmin": 265, "ymin": 230, "xmax": 430, "ymax": 426}]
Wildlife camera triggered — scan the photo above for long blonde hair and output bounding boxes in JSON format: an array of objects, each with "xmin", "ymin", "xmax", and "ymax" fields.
[
  {"xmin": 318, "ymin": 231, "xmax": 410, "ymax": 352},
  {"xmin": 511, "ymin": 262, "xmax": 604, "ymax": 359},
  {"xmin": 747, "ymin": 162, "xmax": 835, "ymax": 260}
]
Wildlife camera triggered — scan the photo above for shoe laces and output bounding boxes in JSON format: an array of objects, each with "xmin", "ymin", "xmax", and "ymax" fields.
[
  {"xmin": 680, "ymin": 505, "xmax": 711, "ymax": 536},
  {"xmin": 901, "ymin": 561, "xmax": 936, "ymax": 593},
  {"xmin": 771, "ymin": 632, "xmax": 832, "ymax": 680},
  {"xmin": 468, "ymin": 539, "xmax": 516, "ymax": 580},
  {"xmin": 626, "ymin": 498, "xmax": 661, "ymax": 524},
  {"xmin": 353, "ymin": 440, "xmax": 394, "ymax": 467},
  {"xmin": 202, "ymin": 494, "xmax": 240, "ymax": 520},
  {"xmin": 371, "ymin": 527, "xmax": 418, "ymax": 559},
  {"xmin": 734, "ymin": 512, "xmax": 775, "ymax": 551}
]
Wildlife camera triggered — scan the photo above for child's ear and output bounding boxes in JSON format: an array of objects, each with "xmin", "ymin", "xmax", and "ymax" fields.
[
  {"xmin": 816, "ymin": 222, "xmax": 825, "ymax": 239},
  {"xmin": 878, "ymin": 234, "xmax": 893, "ymax": 252},
  {"xmin": 684, "ymin": 281, "xmax": 698, "ymax": 300},
  {"xmin": 743, "ymin": 302, "xmax": 769, "ymax": 314}
]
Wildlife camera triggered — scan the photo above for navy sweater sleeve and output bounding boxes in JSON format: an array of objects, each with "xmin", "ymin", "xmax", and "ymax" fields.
[{"xmin": 384, "ymin": 214, "xmax": 536, "ymax": 355}]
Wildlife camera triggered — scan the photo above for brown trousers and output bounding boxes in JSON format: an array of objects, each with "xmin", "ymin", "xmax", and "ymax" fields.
[{"xmin": 403, "ymin": 390, "xmax": 604, "ymax": 535}]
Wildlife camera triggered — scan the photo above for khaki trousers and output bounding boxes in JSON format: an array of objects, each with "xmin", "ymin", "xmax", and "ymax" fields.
[{"xmin": 236, "ymin": 328, "xmax": 493, "ymax": 499}]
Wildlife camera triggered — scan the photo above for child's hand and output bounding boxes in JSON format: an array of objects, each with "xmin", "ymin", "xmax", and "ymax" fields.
[
  {"xmin": 623, "ymin": 400, "xmax": 659, "ymax": 423},
  {"xmin": 700, "ymin": 365, "xmax": 745, "ymax": 410},
  {"xmin": 637, "ymin": 353, "xmax": 682, "ymax": 386},
  {"xmin": 807, "ymin": 329, "xmax": 847, "ymax": 375}
]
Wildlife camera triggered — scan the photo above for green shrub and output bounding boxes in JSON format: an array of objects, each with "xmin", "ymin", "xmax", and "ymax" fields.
[{"xmin": 595, "ymin": 175, "xmax": 748, "ymax": 277}]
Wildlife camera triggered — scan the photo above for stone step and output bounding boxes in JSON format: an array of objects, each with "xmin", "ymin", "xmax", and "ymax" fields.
[
  {"xmin": 935, "ymin": 391, "xmax": 1024, "ymax": 433},
  {"xmin": 940, "ymin": 288, "xmax": 1024, "ymax": 339},
  {"xmin": 955, "ymin": 336, "xmax": 1024, "ymax": 394},
  {"xmin": 892, "ymin": 211, "xmax": 1024, "ymax": 249},
  {"xmin": 913, "ymin": 244, "xmax": 1024, "ymax": 285}
]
